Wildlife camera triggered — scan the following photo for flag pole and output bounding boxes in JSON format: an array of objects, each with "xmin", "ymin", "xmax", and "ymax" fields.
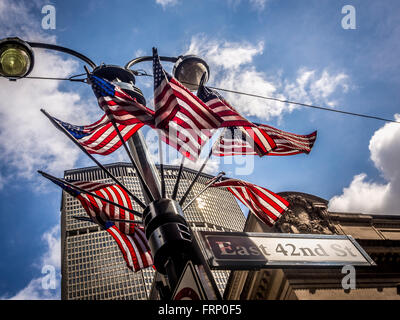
[
  {"xmin": 178, "ymin": 72, "xmax": 214, "ymax": 206},
  {"xmin": 38, "ymin": 170, "xmax": 143, "ymax": 218},
  {"xmin": 179, "ymin": 129, "xmax": 223, "ymax": 206},
  {"xmin": 182, "ymin": 171, "xmax": 225, "ymax": 211},
  {"xmin": 109, "ymin": 118, "xmax": 156, "ymax": 202},
  {"xmin": 83, "ymin": 65, "xmax": 156, "ymax": 203},
  {"xmin": 157, "ymin": 130, "xmax": 166, "ymax": 198},
  {"xmin": 41, "ymin": 108, "xmax": 147, "ymax": 210},
  {"xmin": 171, "ymin": 155, "xmax": 185, "ymax": 200},
  {"xmin": 73, "ymin": 216, "xmax": 143, "ymax": 225}
]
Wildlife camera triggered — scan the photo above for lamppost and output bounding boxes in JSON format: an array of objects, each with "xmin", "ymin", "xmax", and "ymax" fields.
[{"xmin": 0, "ymin": 36, "xmax": 220, "ymax": 300}]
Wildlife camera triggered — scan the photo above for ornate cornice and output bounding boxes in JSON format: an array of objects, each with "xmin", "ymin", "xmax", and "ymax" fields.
[{"xmin": 275, "ymin": 193, "xmax": 338, "ymax": 235}]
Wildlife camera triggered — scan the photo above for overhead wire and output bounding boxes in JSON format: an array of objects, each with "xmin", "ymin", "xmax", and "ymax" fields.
[
  {"xmin": 205, "ymin": 85, "xmax": 400, "ymax": 124},
  {"xmin": 2, "ymin": 72, "xmax": 398, "ymax": 124}
]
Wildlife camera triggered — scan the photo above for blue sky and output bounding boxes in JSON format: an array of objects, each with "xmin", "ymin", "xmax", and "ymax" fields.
[{"xmin": 0, "ymin": 0, "xmax": 399, "ymax": 299}]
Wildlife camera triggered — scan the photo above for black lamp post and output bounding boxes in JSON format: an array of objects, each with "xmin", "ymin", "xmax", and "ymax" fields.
[{"xmin": 0, "ymin": 37, "xmax": 220, "ymax": 300}]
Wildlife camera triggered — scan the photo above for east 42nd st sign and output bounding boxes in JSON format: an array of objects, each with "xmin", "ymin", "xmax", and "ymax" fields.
[{"xmin": 196, "ymin": 231, "xmax": 375, "ymax": 270}]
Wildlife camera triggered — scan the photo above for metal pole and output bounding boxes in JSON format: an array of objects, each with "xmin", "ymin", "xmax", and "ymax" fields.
[
  {"xmin": 127, "ymin": 131, "xmax": 162, "ymax": 204},
  {"xmin": 182, "ymin": 171, "xmax": 225, "ymax": 211},
  {"xmin": 96, "ymin": 60, "xmax": 221, "ymax": 300},
  {"xmin": 127, "ymin": 128, "xmax": 221, "ymax": 300}
]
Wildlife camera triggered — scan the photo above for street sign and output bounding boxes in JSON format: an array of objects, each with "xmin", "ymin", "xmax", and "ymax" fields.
[
  {"xmin": 196, "ymin": 231, "xmax": 376, "ymax": 270},
  {"xmin": 172, "ymin": 261, "xmax": 208, "ymax": 300}
]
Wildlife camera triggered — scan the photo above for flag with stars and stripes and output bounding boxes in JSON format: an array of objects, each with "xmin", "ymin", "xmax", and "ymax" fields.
[
  {"xmin": 212, "ymin": 127, "xmax": 264, "ymax": 156},
  {"xmin": 51, "ymin": 114, "xmax": 144, "ymax": 155},
  {"xmin": 255, "ymin": 123, "xmax": 317, "ymax": 156},
  {"xmin": 213, "ymin": 124, "xmax": 317, "ymax": 157},
  {"xmin": 52, "ymin": 179, "xmax": 139, "ymax": 234},
  {"xmin": 89, "ymin": 74, "xmax": 155, "ymax": 126},
  {"xmin": 153, "ymin": 47, "xmax": 222, "ymax": 160},
  {"xmin": 197, "ymin": 86, "xmax": 276, "ymax": 155},
  {"xmin": 211, "ymin": 179, "xmax": 289, "ymax": 226},
  {"xmin": 44, "ymin": 176, "xmax": 153, "ymax": 272},
  {"xmin": 197, "ymin": 85, "xmax": 255, "ymax": 127},
  {"xmin": 106, "ymin": 224, "xmax": 153, "ymax": 272}
]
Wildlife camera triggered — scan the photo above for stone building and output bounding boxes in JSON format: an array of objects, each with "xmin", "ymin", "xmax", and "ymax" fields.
[{"xmin": 224, "ymin": 192, "xmax": 400, "ymax": 300}]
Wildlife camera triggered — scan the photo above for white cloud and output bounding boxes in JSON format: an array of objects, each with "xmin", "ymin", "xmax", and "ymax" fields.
[
  {"xmin": 216, "ymin": 67, "xmax": 290, "ymax": 121},
  {"xmin": 41, "ymin": 225, "xmax": 61, "ymax": 269},
  {"xmin": 0, "ymin": 0, "xmax": 96, "ymax": 188},
  {"xmin": 171, "ymin": 155, "xmax": 220, "ymax": 175},
  {"xmin": 329, "ymin": 114, "xmax": 400, "ymax": 214},
  {"xmin": 7, "ymin": 278, "xmax": 59, "ymax": 300},
  {"xmin": 227, "ymin": 0, "xmax": 269, "ymax": 11},
  {"xmin": 3, "ymin": 225, "xmax": 61, "ymax": 300},
  {"xmin": 0, "ymin": 51, "xmax": 93, "ymax": 182},
  {"xmin": 0, "ymin": 0, "xmax": 55, "ymax": 43},
  {"xmin": 186, "ymin": 35, "xmax": 350, "ymax": 122},
  {"xmin": 249, "ymin": 0, "xmax": 268, "ymax": 10},
  {"xmin": 285, "ymin": 68, "xmax": 350, "ymax": 108},
  {"xmin": 187, "ymin": 37, "xmax": 264, "ymax": 70},
  {"xmin": 155, "ymin": 0, "xmax": 179, "ymax": 9}
]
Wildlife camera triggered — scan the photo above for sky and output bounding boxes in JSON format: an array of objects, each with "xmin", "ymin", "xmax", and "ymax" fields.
[{"xmin": 0, "ymin": 0, "xmax": 399, "ymax": 299}]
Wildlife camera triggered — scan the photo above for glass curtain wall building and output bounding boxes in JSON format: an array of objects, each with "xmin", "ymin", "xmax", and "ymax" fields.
[{"xmin": 61, "ymin": 162, "xmax": 246, "ymax": 300}]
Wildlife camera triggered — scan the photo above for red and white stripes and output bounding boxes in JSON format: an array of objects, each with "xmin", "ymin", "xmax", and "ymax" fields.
[
  {"xmin": 97, "ymin": 84, "xmax": 155, "ymax": 126},
  {"xmin": 106, "ymin": 225, "xmax": 153, "ymax": 272},
  {"xmin": 212, "ymin": 179, "xmax": 289, "ymax": 226},
  {"xmin": 73, "ymin": 182, "xmax": 137, "ymax": 234},
  {"xmin": 257, "ymin": 124, "xmax": 317, "ymax": 156},
  {"xmin": 69, "ymin": 181, "xmax": 153, "ymax": 271},
  {"xmin": 153, "ymin": 52, "xmax": 221, "ymax": 160}
]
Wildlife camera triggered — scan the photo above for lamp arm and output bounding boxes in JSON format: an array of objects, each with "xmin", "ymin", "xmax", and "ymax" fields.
[
  {"xmin": 124, "ymin": 55, "xmax": 178, "ymax": 69},
  {"xmin": 28, "ymin": 42, "xmax": 97, "ymax": 69}
]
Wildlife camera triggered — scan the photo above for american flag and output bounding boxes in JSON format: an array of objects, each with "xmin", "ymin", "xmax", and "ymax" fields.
[
  {"xmin": 197, "ymin": 86, "xmax": 276, "ymax": 155},
  {"xmin": 58, "ymin": 180, "xmax": 139, "ymax": 234},
  {"xmin": 89, "ymin": 74, "xmax": 155, "ymax": 126},
  {"xmin": 212, "ymin": 179, "xmax": 289, "ymax": 226},
  {"xmin": 197, "ymin": 85, "xmax": 254, "ymax": 127},
  {"xmin": 45, "ymin": 177, "xmax": 153, "ymax": 271},
  {"xmin": 256, "ymin": 123, "xmax": 317, "ymax": 156},
  {"xmin": 213, "ymin": 124, "xmax": 316, "ymax": 157},
  {"xmin": 51, "ymin": 114, "xmax": 144, "ymax": 155},
  {"xmin": 213, "ymin": 127, "xmax": 262, "ymax": 156},
  {"xmin": 106, "ymin": 224, "xmax": 153, "ymax": 272},
  {"xmin": 75, "ymin": 183, "xmax": 154, "ymax": 272},
  {"xmin": 153, "ymin": 48, "xmax": 221, "ymax": 160}
]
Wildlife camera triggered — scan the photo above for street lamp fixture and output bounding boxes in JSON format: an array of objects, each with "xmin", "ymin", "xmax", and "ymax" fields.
[
  {"xmin": 125, "ymin": 51, "xmax": 210, "ymax": 91},
  {"xmin": 0, "ymin": 37, "xmax": 34, "ymax": 79},
  {"xmin": 92, "ymin": 64, "xmax": 147, "ymax": 106},
  {"xmin": 172, "ymin": 55, "xmax": 209, "ymax": 91}
]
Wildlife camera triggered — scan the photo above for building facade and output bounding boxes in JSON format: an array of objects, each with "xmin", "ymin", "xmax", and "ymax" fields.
[
  {"xmin": 60, "ymin": 162, "xmax": 246, "ymax": 300},
  {"xmin": 224, "ymin": 192, "xmax": 400, "ymax": 300}
]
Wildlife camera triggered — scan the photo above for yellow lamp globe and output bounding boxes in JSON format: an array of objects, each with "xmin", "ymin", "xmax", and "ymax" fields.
[{"xmin": 0, "ymin": 38, "xmax": 34, "ymax": 79}]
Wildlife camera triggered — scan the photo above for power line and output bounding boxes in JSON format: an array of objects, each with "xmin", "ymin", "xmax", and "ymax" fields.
[
  {"xmin": 1, "ymin": 74, "xmax": 86, "ymax": 82},
  {"xmin": 205, "ymin": 85, "xmax": 400, "ymax": 125},
  {"xmin": 3, "ymin": 73, "xmax": 398, "ymax": 124}
]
